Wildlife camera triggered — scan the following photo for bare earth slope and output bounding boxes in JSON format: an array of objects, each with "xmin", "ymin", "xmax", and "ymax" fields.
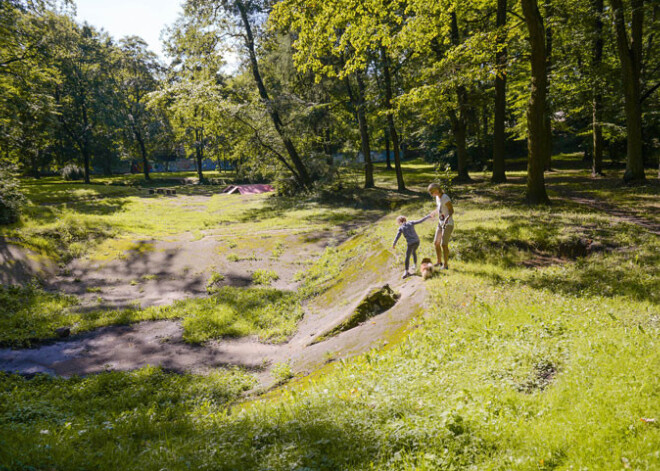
[{"xmin": 0, "ymin": 230, "xmax": 427, "ymax": 389}]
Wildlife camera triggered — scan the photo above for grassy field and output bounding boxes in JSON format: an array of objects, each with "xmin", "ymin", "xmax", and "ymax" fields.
[
  {"xmin": 1, "ymin": 157, "xmax": 659, "ymax": 470},
  {"xmin": 4, "ymin": 173, "xmax": 383, "ymax": 263}
]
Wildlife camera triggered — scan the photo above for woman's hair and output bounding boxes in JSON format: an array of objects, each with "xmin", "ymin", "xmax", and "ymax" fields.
[
  {"xmin": 427, "ymin": 183, "xmax": 443, "ymax": 194},
  {"xmin": 396, "ymin": 215, "xmax": 407, "ymax": 224}
]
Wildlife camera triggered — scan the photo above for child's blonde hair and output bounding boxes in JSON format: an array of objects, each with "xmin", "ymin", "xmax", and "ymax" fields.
[
  {"xmin": 427, "ymin": 183, "xmax": 443, "ymax": 195},
  {"xmin": 396, "ymin": 215, "xmax": 407, "ymax": 224}
]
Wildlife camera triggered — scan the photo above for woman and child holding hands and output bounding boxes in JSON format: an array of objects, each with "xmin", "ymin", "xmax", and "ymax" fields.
[{"xmin": 392, "ymin": 183, "xmax": 454, "ymax": 279}]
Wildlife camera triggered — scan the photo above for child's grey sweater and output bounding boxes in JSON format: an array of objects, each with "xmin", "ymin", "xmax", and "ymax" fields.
[{"xmin": 393, "ymin": 215, "xmax": 431, "ymax": 246}]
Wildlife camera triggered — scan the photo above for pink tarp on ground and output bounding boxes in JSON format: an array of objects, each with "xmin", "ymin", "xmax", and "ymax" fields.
[{"xmin": 223, "ymin": 184, "xmax": 274, "ymax": 195}]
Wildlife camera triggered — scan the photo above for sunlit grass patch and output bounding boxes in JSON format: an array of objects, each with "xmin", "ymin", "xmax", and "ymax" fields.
[
  {"xmin": 0, "ymin": 285, "xmax": 303, "ymax": 347},
  {"xmin": 178, "ymin": 287, "xmax": 302, "ymax": 343},
  {"xmin": 252, "ymin": 269, "xmax": 279, "ymax": 286},
  {"xmin": 2, "ymin": 159, "xmax": 659, "ymax": 470},
  {"xmin": 87, "ymin": 238, "xmax": 155, "ymax": 262},
  {"xmin": 0, "ymin": 283, "xmax": 80, "ymax": 347}
]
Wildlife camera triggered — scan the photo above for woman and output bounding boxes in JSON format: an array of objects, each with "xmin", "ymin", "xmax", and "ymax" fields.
[{"xmin": 427, "ymin": 183, "xmax": 454, "ymax": 270}]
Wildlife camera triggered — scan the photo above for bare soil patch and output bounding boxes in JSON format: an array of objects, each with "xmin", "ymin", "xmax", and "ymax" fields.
[{"xmin": 0, "ymin": 241, "xmax": 428, "ymax": 390}]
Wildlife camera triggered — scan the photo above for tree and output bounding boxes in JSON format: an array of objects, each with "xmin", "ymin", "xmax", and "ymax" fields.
[
  {"xmin": 610, "ymin": 0, "xmax": 645, "ymax": 183},
  {"xmin": 379, "ymin": 47, "xmax": 406, "ymax": 191},
  {"xmin": 52, "ymin": 21, "xmax": 119, "ymax": 183},
  {"xmin": 114, "ymin": 37, "xmax": 162, "ymax": 181},
  {"xmin": 344, "ymin": 72, "xmax": 375, "ymax": 188},
  {"xmin": 521, "ymin": 0, "xmax": 550, "ymax": 204},
  {"xmin": 271, "ymin": 0, "xmax": 407, "ymax": 191},
  {"xmin": 491, "ymin": 0, "xmax": 508, "ymax": 183},
  {"xmin": 591, "ymin": 0, "xmax": 605, "ymax": 176},
  {"xmin": 448, "ymin": 10, "xmax": 472, "ymax": 182}
]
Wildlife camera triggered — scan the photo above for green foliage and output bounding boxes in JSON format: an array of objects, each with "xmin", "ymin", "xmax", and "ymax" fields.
[
  {"xmin": 251, "ymin": 269, "xmax": 279, "ymax": 286},
  {"xmin": 206, "ymin": 271, "xmax": 226, "ymax": 293},
  {"xmin": 60, "ymin": 164, "xmax": 85, "ymax": 181},
  {"xmin": 0, "ymin": 167, "xmax": 25, "ymax": 225},
  {"xmin": 271, "ymin": 362, "xmax": 294, "ymax": 384}
]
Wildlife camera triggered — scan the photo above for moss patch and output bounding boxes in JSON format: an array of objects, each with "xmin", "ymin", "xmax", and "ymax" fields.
[{"xmin": 313, "ymin": 284, "xmax": 400, "ymax": 344}]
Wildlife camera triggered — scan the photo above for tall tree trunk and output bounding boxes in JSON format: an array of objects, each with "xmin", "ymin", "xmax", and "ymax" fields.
[
  {"xmin": 544, "ymin": 3, "xmax": 553, "ymax": 171},
  {"xmin": 521, "ymin": 0, "xmax": 550, "ymax": 204},
  {"xmin": 591, "ymin": 0, "xmax": 605, "ymax": 176},
  {"xmin": 31, "ymin": 151, "xmax": 40, "ymax": 179},
  {"xmin": 384, "ymin": 128, "xmax": 392, "ymax": 169},
  {"xmin": 323, "ymin": 128, "xmax": 333, "ymax": 167},
  {"xmin": 195, "ymin": 129, "xmax": 203, "ymax": 182},
  {"xmin": 449, "ymin": 109, "xmax": 470, "ymax": 181},
  {"xmin": 345, "ymin": 74, "xmax": 374, "ymax": 187},
  {"xmin": 356, "ymin": 73, "xmax": 374, "ymax": 188},
  {"xmin": 492, "ymin": 0, "xmax": 508, "ymax": 183},
  {"xmin": 235, "ymin": 0, "xmax": 312, "ymax": 188},
  {"xmin": 481, "ymin": 106, "xmax": 489, "ymax": 164},
  {"xmin": 82, "ymin": 142, "xmax": 91, "ymax": 184},
  {"xmin": 134, "ymin": 127, "xmax": 150, "ymax": 181},
  {"xmin": 450, "ymin": 11, "xmax": 471, "ymax": 182},
  {"xmin": 81, "ymin": 104, "xmax": 91, "ymax": 184},
  {"xmin": 611, "ymin": 0, "xmax": 645, "ymax": 183},
  {"xmin": 380, "ymin": 47, "xmax": 406, "ymax": 191}
]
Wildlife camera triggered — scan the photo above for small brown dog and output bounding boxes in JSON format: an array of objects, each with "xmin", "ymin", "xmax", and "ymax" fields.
[{"xmin": 420, "ymin": 258, "xmax": 434, "ymax": 279}]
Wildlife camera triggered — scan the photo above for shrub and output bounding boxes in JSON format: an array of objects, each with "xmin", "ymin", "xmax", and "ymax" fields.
[
  {"xmin": 274, "ymin": 176, "xmax": 303, "ymax": 196},
  {"xmin": 0, "ymin": 167, "xmax": 25, "ymax": 225},
  {"xmin": 61, "ymin": 164, "xmax": 85, "ymax": 181}
]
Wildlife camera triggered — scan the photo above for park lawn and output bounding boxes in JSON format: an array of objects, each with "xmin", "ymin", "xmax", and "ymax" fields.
[
  {"xmin": 3, "ymin": 181, "xmax": 382, "ymax": 263},
  {"xmin": 1, "ymin": 159, "xmax": 659, "ymax": 469}
]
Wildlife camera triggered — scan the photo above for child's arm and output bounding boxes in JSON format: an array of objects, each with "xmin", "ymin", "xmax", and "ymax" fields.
[
  {"xmin": 392, "ymin": 229, "xmax": 402, "ymax": 248},
  {"xmin": 411, "ymin": 214, "xmax": 432, "ymax": 225}
]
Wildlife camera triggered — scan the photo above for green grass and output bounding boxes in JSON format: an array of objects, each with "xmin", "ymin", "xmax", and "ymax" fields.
[
  {"xmin": 1, "ymin": 158, "xmax": 659, "ymax": 469},
  {"xmin": 0, "ymin": 366, "xmax": 256, "ymax": 470},
  {"xmin": 179, "ymin": 287, "xmax": 302, "ymax": 344},
  {"xmin": 252, "ymin": 269, "xmax": 280, "ymax": 286},
  {"xmin": 3, "ymin": 180, "xmax": 383, "ymax": 262},
  {"xmin": 0, "ymin": 285, "xmax": 303, "ymax": 347}
]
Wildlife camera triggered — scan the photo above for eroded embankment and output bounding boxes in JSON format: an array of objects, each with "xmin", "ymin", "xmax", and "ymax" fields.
[{"xmin": 0, "ymin": 229, "xmax": 427, "ymax": 388}]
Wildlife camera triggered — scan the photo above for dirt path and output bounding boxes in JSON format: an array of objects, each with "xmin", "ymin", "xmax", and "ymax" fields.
[
  {"xmin": 1, "ymin": 213, "xmax": 428, "ymax": 388},
  {"xmin": 0, "ymin": 228, "xmax": 338, "ymax": 309},
  {"xmin": 0, "ymin": 271, "xmax": 427, "ymax": 388}
]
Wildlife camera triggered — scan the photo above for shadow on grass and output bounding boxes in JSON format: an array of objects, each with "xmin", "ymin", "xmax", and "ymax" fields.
[
  {"xmin": 0, "ymin": 364, "xmax": 488, "ymax": 470},
  {"xmin": 464, "ymin": 252, "xmax": 659, "ymax": 304}
]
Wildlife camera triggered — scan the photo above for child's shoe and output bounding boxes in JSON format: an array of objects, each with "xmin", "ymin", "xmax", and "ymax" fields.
[
  {"xmin": 410, "ymin": 264, "xmax": 416, "ymax": 272},
  {"xmin": 402, "ymin": 271, "xmax": 410, "ymax": 279}
]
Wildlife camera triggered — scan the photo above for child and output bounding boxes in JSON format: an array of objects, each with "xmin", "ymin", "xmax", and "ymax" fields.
[{"xmin": 392, "ymin": 214, "xmax": 432, "ymax": 279}]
